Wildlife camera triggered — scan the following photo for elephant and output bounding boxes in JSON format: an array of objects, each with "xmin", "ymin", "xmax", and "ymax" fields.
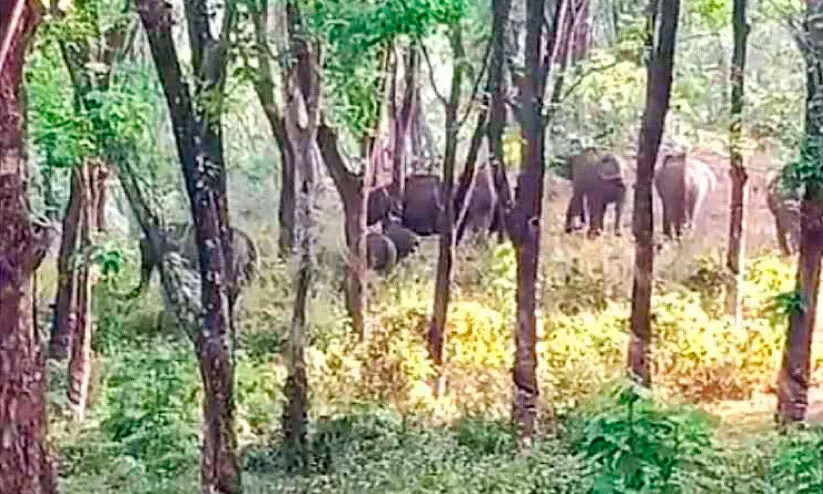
[
  {"xmin": 766, "ymin": 172, "xmax": 801, "ymax": 256},
  {"xmin": 366, "ymin": 232, "xmax": 398, "ymax": 273},
  {"xmin": 368, "ymin": 171, "xmax": 501, "ymax": 240},
  {"xmin": 654, "ymin": 153, "xmax": 717, "ymax": 238},
  {"xmin": 131, "ymin": 222, "xmax": 260, "ymax": 309},
  {"xmin": 563, "ymin": 148, "xmax": 627, "ymax": 237},
  {"xmin": 384, "ymin": 222, "xmax": 420, "ymax": 261},
  {"xmin": 456, "ymin": 164, "xmax": 498, "ymax": 243},
  {"xmin": 367, "ymin": 186, "xmax": 400, "ymax": 226}
]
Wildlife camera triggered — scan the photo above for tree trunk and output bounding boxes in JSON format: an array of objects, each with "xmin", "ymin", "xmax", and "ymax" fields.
[
  {"xmin": 138, "ymin": 0, "xmax": 240, "ymax": 490},
  {"xmin": 251, "ymin": 0, "xmax": 295, "ymax": 257},
  {"xmin": 777, "ymin": 194, "xmax": 823, "ymax": 424},
  {"xmin": 390, "ymin": 46, "xmax": 418, "ymax": 203},
  {"xmin": 628, "ymin": 0, "xmax": 681, "ymax": 387},
  {"xmin": 725, "ymin": 0, "xmax": 749, "ymax": 326},
  {"xmin": 67, "ymin": 164, "xmax": 94, "ymax": 420},
  {"xmin": 510, "ymin": 0, "xmax": 557, "ymax": 452},
  {"xmin": 428, "ymin": 24, "xmax": 465, "ymax": 392},
  {"xmin": 282, "ymin": 0, "xmax": 320, "ymax": 462},
  {"xmin": 316, "ymin": 125, "xmax": 368, "ymax": 340},
  {"xmin": 0, "ymin": 1, "xmax": 59, "ymax": 491},
  {"xmin": 488, "ymin": 0, "xmax": 513, "ymax": 242},
  {"xmin": 50, "ymin": 167, "xmax": 83, "ymax": 360},
  {"xmin": 776, "ymin": 0, "xmax": 823, "ymax": 425}
]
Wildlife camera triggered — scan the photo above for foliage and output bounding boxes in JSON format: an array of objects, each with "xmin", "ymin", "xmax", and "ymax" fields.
[
  {"xmin": 569, "ymin": 382, "xmax": 717, "ymax": 493},
  {"xmin": 770, "ymin": 429, "xmax": 823, "ymax": 494},
  {"xmin": 244, "ymin": 408, "xmax": 592, "ymax": 493},
  {"xmin": 312, "ymin": 0, "xmax": 471, "ymax": 137}
]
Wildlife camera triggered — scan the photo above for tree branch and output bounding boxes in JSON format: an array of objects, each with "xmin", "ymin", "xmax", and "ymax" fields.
[{"xmin": 420, "ymin": 40, "xmax": 449, "ymax": 106}]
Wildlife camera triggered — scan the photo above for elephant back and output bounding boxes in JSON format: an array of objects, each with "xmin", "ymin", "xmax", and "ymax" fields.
[
  {"xmin": 597, "ymin": 154, "xmax": 624, "ymax": 182},
  {"xmin": 568, "ymin": 147, "xmax": 624, "ymax": 184}
]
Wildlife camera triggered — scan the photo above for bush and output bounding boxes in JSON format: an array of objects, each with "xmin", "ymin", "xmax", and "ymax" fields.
[
  {"xmin": 769, "ymin": 428, "xmax": 823, "ymax": 494},
  {"xmin": 245, "ymin": 408, "xmax": 592, "ymax": 493},
  {"xmin": 568, "ymin": 382, "xmax": 718, "ymax": 493}
]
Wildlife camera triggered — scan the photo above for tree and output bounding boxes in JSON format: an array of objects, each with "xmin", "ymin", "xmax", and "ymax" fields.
[
  {"xmin": 389, "ymin": 45, "xmax": 418, "ymax": 204},
  {"xmin": 628, "ymin": 0, "xmax": 681, "ymax": 387},
  {"xmin": 508, "ymin": 0, "xmax": 563, "ymax": 450},
  {"xmin": 137, "ymin": 0, "xmax": 240, "ymax": 490},
  {"xmin": 486, "ymin": 0, "xmax": 513, "ymax": 241},
  {"xmin": 45, "ymin": 4, "xmax": 130, "ymax": 420},
  {"xmin": 249, "ymin": 0, "xmax": 295, "ymax": 257},
  {"xmin": 776, "ymin": 0, "xmax": 823, "ymax": 425},
  {"xmin": 428, "ymin": 22, "xmax": 466, "ymax": 386},
  {"xmin": 282, "ymin": 0, "xmax": 321, "ymax": 459},
  {"xmin": 725, "ymin": 0, "xmax": 750, "ymax": 327},
  {"xmin": 0, "ymin": 0, "xmax": 59, "ymax": 491}
]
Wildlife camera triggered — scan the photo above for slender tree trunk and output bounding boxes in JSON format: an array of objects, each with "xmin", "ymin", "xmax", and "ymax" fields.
[
  {"xmin": 0, "ymin": 1, "xmax": 59, "ymax": 491},
  {"xmin": 50, "ymin": 168, "xmax": 83, "ymax": 360},
  {"xmin": 776, "ymin": 0, "xmax": 823, "ymax": 425},
  {"xmin": 428, "ymin": 24, "xmax": 465, "ymax": 391},
  {"xmin": 628, "ymin": 0, "xmax": 681, "ymax": 387},
  {"xmin": 390, "ymin": 46, "xmax": 418, "ymax": 203},
  {"xmin": 777, "ymin": 193, "xmax": 823, "ymax": 423},
  {"xmin": 251, "ymin": 0, "xmax": 295, "ymax": 257},
  {"xmin": 488, "ymin": 0, "xmax": 513, "ymax": 242},
  {"xmin": 725, "ymin": 0, "xmax": 749, "ymax": 326},
  {"xmin": 138, "ymin": 0, "xmax": 240, "ymax": 490},
  {"xmin": 67, "ymin": 163, "xmax": 93, "ymax": 420},
  {"xmin": 511, "ymin": 0, "xmax": 559, "ymax": 452},
  {"xmin": 282, "ymin": 0, "xmax": 320, "ymax": 462}
]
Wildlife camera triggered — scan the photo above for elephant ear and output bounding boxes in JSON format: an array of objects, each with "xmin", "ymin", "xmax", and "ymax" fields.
[{"xmin": 597, "ymin": 155, "xmax": 624, "ymax": 182}]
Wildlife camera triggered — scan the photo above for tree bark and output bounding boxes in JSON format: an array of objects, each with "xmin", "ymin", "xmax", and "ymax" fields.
[
  {"xmin": 428, "ymin": 24, "xmax": 466, "ymax": 391},
  {"xmin": 390, "ymin": 45, "xmax": 418, "ymax": 204},
  {"xmin": 777, "ymin": 194, "xmax": 823, "ymax": 424},
  {"xmin": 510, "ymin": 0, "xmax": 562, "ymax": 452},
  {"xmin": 138, "ymin": 0, "xmax": 240, "ymax": 491},
  {"xmin": 776, "ymin": 0, "xmax": 823, "ymax": 425},
  {"xmin": 50, "ymin": 167, "xmax": 83, "ymax": 360},
  {"xmin": 316, "ymin": 124, "xmax": 369, "ymax": 340},
  {"xmin": 628, "ymin": 0, "xmax": 681, "ymax": 387},
  {"xmin": 67, "ymin": 163, "xmax": 93, "ymax": 420},
  {"xmin": 251, "ymin": 0, "xmax": 295, "ymax": 257},
  {"xmin": 282, "ymin": 0, "xmax": 320, "ymax": 461},
  {"xmin": 0, "ymin": 1, "xmax": 59, "ymax": 491},
  {"xmin": 725, "ymin": 0, "xmax": 749, "ymax": 326},
  {"xmin": 487, "ymin": 0, "xmax": 513, "ymax": 242}
]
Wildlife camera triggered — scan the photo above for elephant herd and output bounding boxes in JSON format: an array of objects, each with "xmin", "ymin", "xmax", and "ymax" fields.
[
  {"xmin": 563, "ymin": 147, "xmax": 718, "ymax": 239},
  {"xmin": 132, "ymin": 147, "xmax": 803, "ymax": 307},
  {"xmin": 364, "ymin": 166, "xmax": 499, "ymax": 272},
  {"xmin": 564, "ymin": 146, "xmax": 804, "ymax": 256}
]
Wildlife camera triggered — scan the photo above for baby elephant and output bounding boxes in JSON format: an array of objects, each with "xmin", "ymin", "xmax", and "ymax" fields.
[
  {"xmin": 766, "ymin": 173, "xmax": 801, "ymax": 256},
  {"xmin": 384, "ymin": 222, "xmax": 420, "ymax": 261},
  {"xmin": 366, "ymin": 232, "xmax": 398, "ymax": 274},
  {"xmin": 654, "ymin": 153, "xmax": 716, "ymax": 238}
]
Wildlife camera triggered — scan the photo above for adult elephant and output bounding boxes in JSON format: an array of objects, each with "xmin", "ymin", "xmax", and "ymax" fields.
[
  {"xmin": 654, "ymin": 153, "xmax": 717, "ymax": 238},
  {"xmin": 130, "ymin": 222, "xmax": 259, "ymax": 309},
  {"xmin": 766, "ymin": 172, "xmax": 800, "ymax": 256},
  {"xmin": 563, "ymin": 148, "xmax": 627, "ymax": 237},
  {"xmin": 368, "ymin": 171, "xmax": 499, "ymax": 239}
]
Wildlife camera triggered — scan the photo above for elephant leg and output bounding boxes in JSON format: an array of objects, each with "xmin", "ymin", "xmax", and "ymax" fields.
[
  {"xmin": 661, "ymin": 202, "xmax": 673, "ymax": 239},
  {"xmin": 565, "ymin": 189, "xmax": 585, "ymax": 233},
  {"xmin": 613, "ymin": 190, "xmax": 626, "ymax": 236},
  {"xmin": 775, "ymin": 216, "xmax": 791, "ymax": 256},
  {"xmin": 587, "ymin": 196, "xmax": 606, "ymax": 238}
]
